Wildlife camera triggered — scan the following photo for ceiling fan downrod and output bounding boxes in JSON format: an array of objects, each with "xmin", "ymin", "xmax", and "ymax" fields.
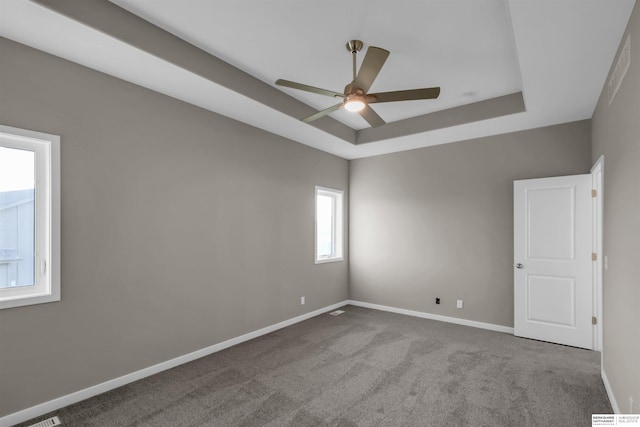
[{"xmin": 346, "ymin": 40, "xmax": 363, "ymax": 81}]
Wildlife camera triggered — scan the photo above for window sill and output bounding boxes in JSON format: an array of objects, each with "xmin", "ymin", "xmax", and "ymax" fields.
[
  {"xmin": 0, "ymin": 293, "xmax": 60, "ymax": 310},
  {"xmin": 315, "ymin": 257, "xmax": 344, "ymax": 264}
]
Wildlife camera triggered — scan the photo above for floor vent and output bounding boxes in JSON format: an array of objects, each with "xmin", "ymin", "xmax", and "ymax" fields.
[
  {"xmin": 329, "ymin": 310, "xmax": 345, "ymax": 316},
  {"xmin": 28, "ymin": 416, "xmax": 61, "ymax": 427}
]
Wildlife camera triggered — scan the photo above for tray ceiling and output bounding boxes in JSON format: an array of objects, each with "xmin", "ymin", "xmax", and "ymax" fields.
[{"xmin": 0, "ymin": 0, "xmax": 635, "ymax": 159}]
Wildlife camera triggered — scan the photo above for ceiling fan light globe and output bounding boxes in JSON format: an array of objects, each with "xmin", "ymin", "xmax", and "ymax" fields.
[{"xmin": 344, "ymin": 96, "xmax": 366, "ymax": 112}]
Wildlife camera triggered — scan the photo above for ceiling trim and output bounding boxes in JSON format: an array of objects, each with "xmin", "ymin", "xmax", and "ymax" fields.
[{"xmin": 357, "ymin": 92, "xmax": 525, "ymax": 145}]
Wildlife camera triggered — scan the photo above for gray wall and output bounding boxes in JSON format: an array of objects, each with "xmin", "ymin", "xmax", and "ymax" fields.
[
  {"xmin": 350, "ymin": 121, "xmax": 592, "ymax": 327},
  {"xmin": 591, "ymin": 1, "xmax": 640, "ymax": 413},
  {"xmin": 0, "ymin": 38, "xmax": 349, "ymax": 417}
]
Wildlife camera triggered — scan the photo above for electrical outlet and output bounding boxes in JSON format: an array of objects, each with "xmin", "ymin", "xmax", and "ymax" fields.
[
  {"xmin": 604, "ymin": 256, "xmax": 608, "ymax": 270},
  {"xmin": 435, "ymin": 298, "xmax": 440, "ymax": 305},
  {"xmin": 300, "ymin": 296, "xmax": 305, "ymax": 305},
  {"xmin": 456, "ymin": 300, "xmax": 463, "ymax": 309}
]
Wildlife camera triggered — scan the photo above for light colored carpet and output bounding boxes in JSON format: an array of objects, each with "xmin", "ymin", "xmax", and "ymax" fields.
[{"xmin": 18, "ymin": 305, "xmax": 610, "ymax": 426}]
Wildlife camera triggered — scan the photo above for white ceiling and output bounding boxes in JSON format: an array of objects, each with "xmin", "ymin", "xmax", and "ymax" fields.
[{"xmin": 0, "ymin": 0, "xmax": 635, "ymax": 159}]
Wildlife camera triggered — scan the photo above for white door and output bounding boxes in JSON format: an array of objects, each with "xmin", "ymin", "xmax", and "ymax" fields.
[{"xmin": 514, "ymin": 175, "xmax": 593, "ymax": 349}]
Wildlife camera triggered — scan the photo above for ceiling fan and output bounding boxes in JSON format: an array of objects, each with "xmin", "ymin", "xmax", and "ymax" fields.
[{"xmin": 276, "ymin": 40, "xmax": 440, "ymax": 128}]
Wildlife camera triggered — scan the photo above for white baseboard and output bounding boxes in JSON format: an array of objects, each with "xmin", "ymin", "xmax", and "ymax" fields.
[
  {"xmin": 0, "ymin": 300, "xmax": 349, "ymax": 427},
  {"xmin": 346, "ymin": 300, "xmax": 514, "ymax": 334},
  {"xmin": 601, "ymin": 368, "xmax": 620, "ymax": 413}
]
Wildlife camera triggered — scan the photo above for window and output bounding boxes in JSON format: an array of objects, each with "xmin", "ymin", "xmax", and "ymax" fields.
[
  {"xmin": 315, "ymin": 186, "xmax": 343, "ymax": 263},
  {"xmin": 0, "ymin": 125, "xmax": 60, "ymax": 309}
]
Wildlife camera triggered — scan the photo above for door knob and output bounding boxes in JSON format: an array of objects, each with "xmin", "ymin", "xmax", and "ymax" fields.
[{"xmin": 514, "ymin": 263, "xmax": 524, "ymax": 269}]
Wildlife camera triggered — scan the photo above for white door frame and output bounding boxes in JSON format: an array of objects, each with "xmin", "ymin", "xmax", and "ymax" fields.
[{"xmin": 591, "ymin": 156, "xmax": 604, "ymax": 352}]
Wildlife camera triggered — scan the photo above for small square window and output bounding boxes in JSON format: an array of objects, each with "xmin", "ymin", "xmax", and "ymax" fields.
[{"xmin": 315, "ymin": 186, "xmax": 343, "ymax": 263}]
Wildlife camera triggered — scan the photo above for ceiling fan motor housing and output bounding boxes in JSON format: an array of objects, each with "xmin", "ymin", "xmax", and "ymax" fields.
[
  {"xmin": 343, "ymin": 84, "xmax": 367, "ymax": 111},
  {"xmin": 343, "ymin": 83, "xmax": 364, "ymax": 97}
]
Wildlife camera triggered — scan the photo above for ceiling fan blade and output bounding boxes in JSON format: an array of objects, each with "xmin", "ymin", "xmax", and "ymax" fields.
[
  {"xmin": 368, "ymin": 87, "xmax": 441, "ymax": 103},
  {"xmin": 354, "ymin": 47, "xmax": 390, "ymax": 93},
  {"xmin": 301, "ymin": 103, "xmax": 344, "ymax": 123},
  {"xmin": 276, "ymin": 79, "xmax": 344, "ymax": 98},
  {"xmin": 359, "ymin": 105, "xmax": 385, "ymax": 128}
]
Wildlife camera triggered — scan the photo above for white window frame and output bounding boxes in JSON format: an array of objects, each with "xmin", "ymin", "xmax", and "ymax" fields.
[
  {"xmin": 0, "ymin": 125, "xmax": 60, "ymax": 309},
  {"xmin": 315, "ymin": 186, "xmax": 344, "ymax": 264}
]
